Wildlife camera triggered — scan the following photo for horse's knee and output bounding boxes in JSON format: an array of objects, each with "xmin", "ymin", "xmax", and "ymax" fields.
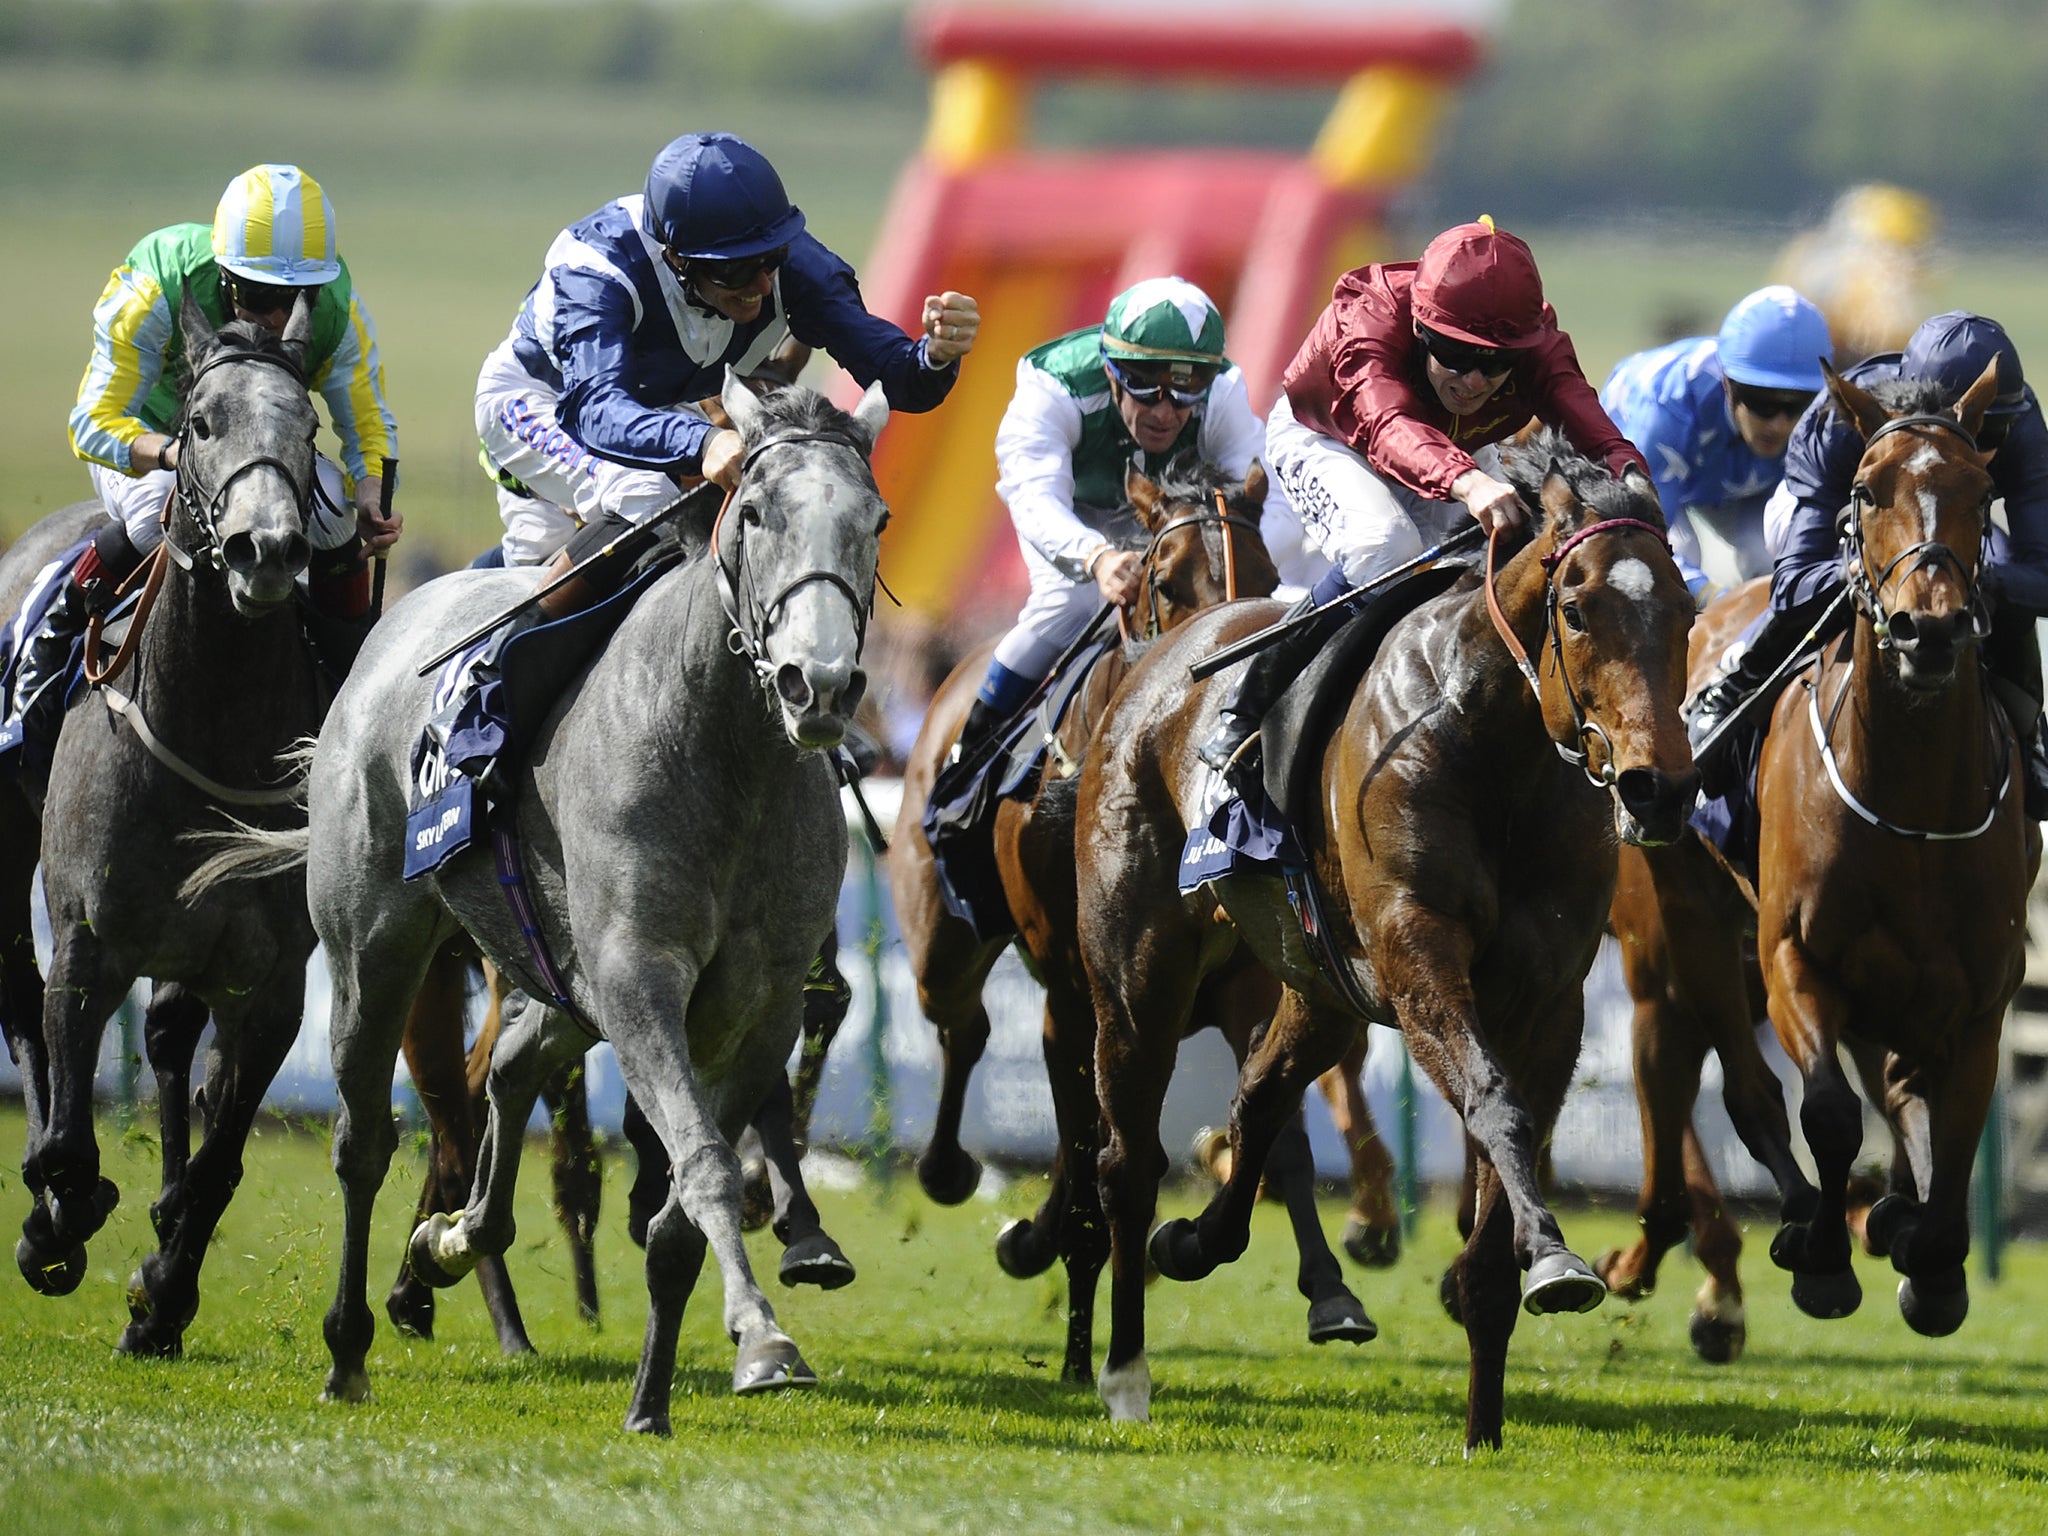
[{"xmin": 1799, "ymin": 1078, "xmax": 1862, "ymax": 1164}]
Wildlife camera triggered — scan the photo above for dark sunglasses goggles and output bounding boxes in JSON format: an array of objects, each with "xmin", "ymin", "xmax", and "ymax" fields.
[
  {"xmin": 1415, "ymin": 323, "xmax": 1516, "ymax": 378},
  {"xmin": 683, "ymin": 245, "xmax": 791, "ymax": 289},
  {"xmin": 226, "ymin": 275, "xmax": 321, "ymax": 316},
  {"xmin": 1102, "ymin": 352, "xmax": 1217, "ymax": 407},
  {"xmin": 1728, "ymin": 381, "xmax": 1815, "ymax": 421}
]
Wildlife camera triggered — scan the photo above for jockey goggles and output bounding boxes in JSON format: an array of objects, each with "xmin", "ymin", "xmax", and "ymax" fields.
[
  {"xmin": 685, "ymin": 244, "xmax": 791, "ymax": 289},
  {"xmin": 1102, "ymin": 352, "xmax": 1217, "ymax": 407},
  {"xmin": 227, "ymin": 274, "xmax": 322, "ymax": 317},
  {"xmin": 1728, "ymin": 380, "xmax": 1814, "ymax": 421},
  {"xmin": 1416, "ymin": 323, "xmax": 1516, "ymax": 379}
]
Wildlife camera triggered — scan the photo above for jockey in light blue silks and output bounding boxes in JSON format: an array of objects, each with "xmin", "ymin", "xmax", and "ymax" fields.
[
  {"xmin": 945, "ymin": 276, "xmax": 1323, "ymax": 768},
  {"xmin": 474, "ymin": 131, "xmax": 980, "ymax": 616},
  {"xmin": 2, "ymin": 164, "xmax": 400, "ymax": 761},
  {"xmin": 1598, "ymin": 285, "xmax": 1832, "ymax": 604}
]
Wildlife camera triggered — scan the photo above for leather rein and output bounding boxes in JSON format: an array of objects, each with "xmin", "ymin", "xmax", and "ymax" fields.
[{"xmin": 1484, "ymin": 516, "xmax": 1670, "ymax": 787}]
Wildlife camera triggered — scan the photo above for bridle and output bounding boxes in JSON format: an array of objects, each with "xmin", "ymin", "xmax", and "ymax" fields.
[
  {"xmin": 1841, "ymin": 412, "xmax": 1993, "ymax": 655},
  {"xmin": 159, "ymin": 345, "xmax": 324, "ymax": 575},
  {"xmin": 1132, "ymin": 489, "xmax": 1263, "ymax": 639},
  {"xmin": 712, "ymin": 429, "xmax": 879, "ymax": 684},
  {"xmin": 1485, "ymin": 516, "xmax": 1671, "ymax": 787}
]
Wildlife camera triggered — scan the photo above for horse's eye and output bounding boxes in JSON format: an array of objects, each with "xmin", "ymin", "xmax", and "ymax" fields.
[
  {"xmin": 191, "ymin": 416, "xmax": 210, "ymax": 440},
  {"xmin": 1561, "ymin": 602, "xmax": 1588, "ymax": 634},
  {"xmin": 739, "ymin": 501, "xmax": 762, "ymax": 527},
  {"xmin": 875, "ymin": 509, "xmax": 892, "ymax": 535}
]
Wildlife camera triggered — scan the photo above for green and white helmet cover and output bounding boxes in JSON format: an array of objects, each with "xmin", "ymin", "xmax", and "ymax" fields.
[{"xmin": 1099, "ymin": 277, "xmax": 1226, "ymax": 369}]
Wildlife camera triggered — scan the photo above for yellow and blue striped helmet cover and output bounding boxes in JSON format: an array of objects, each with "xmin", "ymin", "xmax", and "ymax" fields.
[{"xmin": 212, "ymin": 164, "xmax": 341, "ymax": 286}]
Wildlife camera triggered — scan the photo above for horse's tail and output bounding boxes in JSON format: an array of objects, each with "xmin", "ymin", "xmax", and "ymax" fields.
[{"xmin": 176, "ymin": 737, "xmax": 316, "ymax": 900}]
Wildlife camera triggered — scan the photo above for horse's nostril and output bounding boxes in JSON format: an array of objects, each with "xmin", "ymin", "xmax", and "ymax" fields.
[
  {"xmin": 775, "ymin": 662, "xmax": 812, "ymax": 711},
  {"xmin": 220, "ymin": 531, "xmax": 257, "ymax": 575},
  {"xmin": 1616, "ymin": 766, "xmax": 1686, "ymax": 816},
  {"xmin": 841, "ymin": 670, "xmax": 868, "ymax": 716}
]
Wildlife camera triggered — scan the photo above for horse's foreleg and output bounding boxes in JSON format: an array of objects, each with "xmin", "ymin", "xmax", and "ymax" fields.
[
  {"xmin": 1033, "ymin": 982, "xmax": 1107, "ymax": 1385},
  {"xmin": 141, "ymin": 983, "xmax": 209, "ymax": 1246},
  {"xmin": 1763, "ymin": 938, "xmax": 1863, "ymax": 1319},
  {"xmin": 757, "ymin": 1072, "xmax": 855, "ymax": 1290},
  {"xmin": 120, "ymin": 993, "xmax": 300, "ymax": 1357},
  {"xmin": 1452, "ymin": 1159, "xmax": 1520, "ymax": 1454},
  {"xmin": 1317, "ymin": 1036, "xmax": 1400, "ymax": 1268},
  {"xmin": 914, "ymin": 958, "xmax": 1000, "ymax": 1206},
  {"xmin": 1596, "ymin": 986, "xmax": 1708, "ymax": 1303},
  {"xmin": 1680, "ymin": 1123, "xmax": 1747, "ymax": 1363},
  {"xmin": 1266, "ymin": 1104, "xmax": 1376, "ymax": 1346},
  {"xmin": 621, "ymin": 1090, "xmax": 668, "ymax": 1249},
  {"xmin": 791, "ymin": 933, "xmax": 851, "ymax": 1146},
  {"xmin": 543, "ymin": 1057, "xmax": 603, "ymax": 1324},
  {"xmin": 1872, "ymin": 1018, "xmax": 2000, "ymax": 1338}
]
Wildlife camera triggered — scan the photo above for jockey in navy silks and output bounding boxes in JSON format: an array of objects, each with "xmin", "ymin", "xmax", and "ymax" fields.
[
  {"xmin": 1600, "ymin": 286, "xmax": 1833, "ymax": 604},
  {"xmin": 474, "ymin": 132, "xmax": 980, "ymax": 616},
  {"xmin": 1687, "ymin": 311, "xmax": 2048, "ymax": 819}
]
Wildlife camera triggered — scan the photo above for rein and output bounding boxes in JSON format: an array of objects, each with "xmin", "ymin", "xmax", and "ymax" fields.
[
  {"xmin": 1484, "ymin": 516, "xmax": 1670, "ymax": 786},
  {"xmin": 713, "ymin": 430, "xmax": 877, "ymax": 683}
]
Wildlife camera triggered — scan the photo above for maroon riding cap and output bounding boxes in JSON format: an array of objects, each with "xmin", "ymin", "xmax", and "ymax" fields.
[{"xmin": 1411, "ymin": 221, "xmax": 1546, "ymax": 349}]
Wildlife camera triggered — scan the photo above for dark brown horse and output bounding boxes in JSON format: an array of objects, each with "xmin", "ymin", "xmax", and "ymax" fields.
[
  {"xmin": 893, "ymin": 461, "xmax": 1388, "ymax": 1382},
  {"xmin": 1601, "ymin": 359, "xmax": 2039, "ymax": 1345},
  {"xmin": 1074, "ymin": 434, "xmax": 1696, "ymax": 1447}
]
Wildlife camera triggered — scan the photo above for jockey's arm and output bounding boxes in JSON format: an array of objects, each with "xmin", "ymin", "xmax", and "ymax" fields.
[
  {"xmin": 310, "ymin": 285, "xmax": 401, "ymax": 552},
  {"xmin": 994, "ymin": 359, "xmax": 1108, "ymax": 584}
]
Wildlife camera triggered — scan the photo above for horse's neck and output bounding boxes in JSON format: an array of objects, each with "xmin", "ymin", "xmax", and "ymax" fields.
[
  {"xmin": 1443, "ymin": 550, "xmax": 1550, "ymax": 758},
  {"xmin": 1833, "ymin": 619, "xmax": 1999, "ymax": 812},
  {"xmin": 140, "ymin": 558, "xmax": 317, "ymax": 748},
  {"xmin": 638, "ymin": 558, "xmax": 792, "ymax": 770}
]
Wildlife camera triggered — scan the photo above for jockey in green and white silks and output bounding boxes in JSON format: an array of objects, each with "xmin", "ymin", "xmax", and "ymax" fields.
[{"xmin": 953, "ymin": 277, "xmax": 1321, "ymax": 761}]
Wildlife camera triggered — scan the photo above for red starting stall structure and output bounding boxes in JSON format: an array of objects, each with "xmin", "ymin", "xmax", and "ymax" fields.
[{"xmin": 835, "ymin": 2, "xmax": 1488, "ymax": 624}]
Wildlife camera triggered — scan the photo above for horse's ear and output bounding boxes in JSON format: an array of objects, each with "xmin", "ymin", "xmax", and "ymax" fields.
[
  {"xmin": 849, "ymin": 378, "xmax": 890, "ymax": 452},
  {"xmin": 1241, "ymin": 458, "xmax": 1268, "ymax": 511},
  {"xmin": 1822, "ymin": 358, "xmax": 1888, "ymax": 441},
  {"xmin": 179, "ymin": 283, "xmax": 217, "ymax": 367},
  {"xmin": 278, "ymin": 290, "xmax": 314, "ymax": 367},
  {"xmin": 1125, "ymin": 464, "xmax": 1165, "ymax": 530},
  {"xmin": 1620, "ymin": 460, "xmax": 1658, "ymax": 512},
  {"xmin": 1954, "ymin": 356, "xmax": 2002, "ymax": 443},
  {"xmin": 1539, "ymin": 464, "xmax": 1580, "ymax": 526},
  {"xmin": 719, "ymin": 366, "xmax": 767, "ymax": 441}
]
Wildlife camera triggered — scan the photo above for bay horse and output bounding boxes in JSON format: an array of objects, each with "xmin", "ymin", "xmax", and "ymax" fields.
[
  {"xmin": 1601, "ymin": 359, "xmax": 2038, "ymax": 1344},
  {"xmin": 2, "ymin": 297, "xmax": 328, "ymax": 1354},
  {"xmin": 892, "ymin": 463, "xmax": 1380, "ymax": 1382},
  {"xmin": 1073, "ymin": 432, "xmax": 1696, "ymax": 1447}
]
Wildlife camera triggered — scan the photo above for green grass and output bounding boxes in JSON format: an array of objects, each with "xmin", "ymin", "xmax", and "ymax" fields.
[{"xmin": 2, "ymin": 1104, "xmax": 2046, "ymax": 1534}]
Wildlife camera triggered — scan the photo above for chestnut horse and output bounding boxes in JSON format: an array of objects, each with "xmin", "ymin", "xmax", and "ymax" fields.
[
  {"xmin": 1074, "ymin": 433, "xmax": 1696, "ymax": 1447},
  {"xmin": 1601, "ymin": 359, "xmax": 2039, "ymax": 1345},
  {"xmin": 893, "ymin": 461, "xmax": 1382, "ymax": 1382}
]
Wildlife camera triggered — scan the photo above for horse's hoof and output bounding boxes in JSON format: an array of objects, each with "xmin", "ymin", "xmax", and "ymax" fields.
[
  {"xmin": 1097, "ymin": 1356, "xmax": 1152, "ymax": 1423},
  {"xmin": 915, "ymin": 1146, "xmax": 982, "ymax": 1207},
  {"xmin": 320, "ymin": 1366, "xmax": 371, "ymax": 1405},
  {"xmin": 1594, "ymin": 1247, "xmax": 1651, "ymax": 1302},
  {"xmin": 1898, "ymin": 1267, "xmax": 1968, "ymax": 1337},
  {"xmin": 1790, "ymin": 1267, "xmax": 1862, "ymax": 1320},
  {"xmin": 115, "ymin": 1315, "xmax": 184, "ymax": 1358},
  {"xmin": 384, "ymin": 1286, "xmax": 435, "ymax": 1341},
  {"xmin": 1438, "ymin": 1266, "xmax": 1463, "ymax": 1324},
  {"xmin": 994, "ymin": 1218, "xmax": 1054, "ymax": 1279},
  {"xmin": 1522, "ymin": 1251, "xmax": 1607, "ymax": 1316},
  {"xmin": 1862, "ymin": 1194, "xmax": 1914, "ymax": 1259},
  {"xmin": 779, "ymin": 1233, "xmax": 856, "ymax": 1290},
  {"xmin": 1341, "ymin": 1217, "xmax": 1400, "ymax": 1269},
  {"xmin": 623, "ymin": 1410, "xmax": 672, "ymax": 1436},
  {"xmin": 1688, "ymin": 1309, "xmax": 1746, "ymax": 1364},
  {"xmin": 1188, "ymin": 1125, "xmax": 1231, "ymax": 1183},
  {"xmin": 733, "ymin": 1333, "xmax": 818, "ymax": 1395},
  {"xmin": 1147, "ymin": 1218, "xmax": 1216, "ymax": 1284},
  {"xmin": 406, "ymin": 1214, "xmax": 469, "ymax": 1289},
  {"xmin": 16, "ymin": 1235, "xmax": 87, "ymax": 1296},
  {"xmin": 1306, "ymin": 1291, "xmax": 1378, "ymax": 1345},
  {"xmin": 739, "ymin": 1157, "xmax": 774, "ymax": 1233}
]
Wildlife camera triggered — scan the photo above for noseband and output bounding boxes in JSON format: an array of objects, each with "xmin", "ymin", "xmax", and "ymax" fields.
[
  {"xmin": 1134, "ymin": 490, "xmax": 1263, "ymax": 639},
  {"xmin": 1842, "ymin": 412, "xmax": 1992, "ymax": 653},
  {"xmin": 712, "ymin": 430, "xmax": 878, "ymax": 683},
  {"xmin": 1486, "ymin": 516, "xmax": 1671, "ymax": 786},
  {"xmin": 160, "ymin": 346, "xmax": 321, "ymax": 574}
]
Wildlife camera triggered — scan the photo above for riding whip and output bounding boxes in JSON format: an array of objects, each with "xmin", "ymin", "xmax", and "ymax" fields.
[
  {"xmin": 369, "ymin": 456, "xmax": 397, "ymax": 620},
  {"xmin": 415, "ymin": 481, "xmax": 723, "ymax": 676},
  {"xmin": 1689, "ymin": 585, "xmax": 1855, "ymax": 771},
  {"xmin": 1188, "ymin": 521, "xmax": 1487, "ymax": 681}
]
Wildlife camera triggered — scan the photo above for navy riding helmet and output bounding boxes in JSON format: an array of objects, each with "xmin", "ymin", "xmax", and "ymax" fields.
[
  {"xmin": 643, "ymin": 132, "xmax": 807, "ymax": 261},
  {"xmin": 1902, "ymin": 311, "xmax": 2030, "ymax": 417}
]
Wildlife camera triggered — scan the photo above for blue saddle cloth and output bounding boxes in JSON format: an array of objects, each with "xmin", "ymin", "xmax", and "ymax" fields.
[
  {"xmin": 0, "ymin": 535, "xmax": 118, "ymax": 778},
  {"xmin": 923, "ymin": 633, "xmax": 1117, "ymax": 942},
  {"xmin": 406, "ymin": 560, "xmax": 673, "ymax": 880},
  {"xmin": 1177, "ymin": 785, "xmax": 1304, "ymax": 891}
]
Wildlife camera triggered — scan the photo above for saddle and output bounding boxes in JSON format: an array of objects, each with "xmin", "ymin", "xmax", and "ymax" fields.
[{"xmin": 924, "ymin": 631, "xmax": 1121, "ymax": 942}]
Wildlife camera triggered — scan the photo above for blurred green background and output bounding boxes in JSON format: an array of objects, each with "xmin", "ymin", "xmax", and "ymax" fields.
[{"xmin": 6, "ymin": 0, "xmax": 2046, "ymax": 572}]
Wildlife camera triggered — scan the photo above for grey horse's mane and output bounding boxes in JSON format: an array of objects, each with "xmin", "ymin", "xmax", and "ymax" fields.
[
  {"xmin": 1500, "ymin": 426, "xmax": 1666, "ymax": 531},
  {"xmin": 747, "ymin": 383, "xmax": 874, "ymax": 447},
  {"xmin": 166, "ymin": 315, "xmax": 307, "ymax": 428}
]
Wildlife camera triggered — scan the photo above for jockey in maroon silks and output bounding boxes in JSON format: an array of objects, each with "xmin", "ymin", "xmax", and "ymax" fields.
[{"xmin": 1200, "ymin": 218, "xmax": 1649, "ymax": 784}]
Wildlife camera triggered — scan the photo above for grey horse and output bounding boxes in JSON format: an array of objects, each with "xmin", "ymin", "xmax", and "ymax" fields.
[
  {"xmin": 1, "ymin": 296, "xmax": 326, "ymax": 1354},
  {"xmin": 212, "ymin": 373, "xmax": 889, "ymax": 1433}
]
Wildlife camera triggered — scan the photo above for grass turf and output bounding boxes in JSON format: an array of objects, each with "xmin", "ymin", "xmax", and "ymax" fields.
[{"xmin": 1, "ymin": 1103, "xmax": 2045, "ymax": 1534}]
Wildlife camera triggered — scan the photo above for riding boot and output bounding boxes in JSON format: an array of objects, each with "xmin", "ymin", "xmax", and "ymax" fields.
[
  {"xmin": 537, "ymin": 511, "xmax": 653, "ymax": 622},
  {"xmin": 2, "ymin": 523, "xmax": 143, "ymax": 753},
  {"xmin": 1196, "ymin": 590, "xmax": 1336, "ymax": 794},
  {"xmin": 1687, "ymin": 589, "xmax": 1841, "ymax": 794},
  {"xmin": 1981, "ymin": 601, "xmax": 2048, "ymax": 821}
]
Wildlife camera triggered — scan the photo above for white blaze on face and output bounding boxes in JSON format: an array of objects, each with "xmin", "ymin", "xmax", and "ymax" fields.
[
  {"xmin": 1907, "ymin": 444, "xmax": 1947, "ymax": 540},
  {"xmin": 1608, "ymin": 556, "xmax": 1657, "ymax": 602}
]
